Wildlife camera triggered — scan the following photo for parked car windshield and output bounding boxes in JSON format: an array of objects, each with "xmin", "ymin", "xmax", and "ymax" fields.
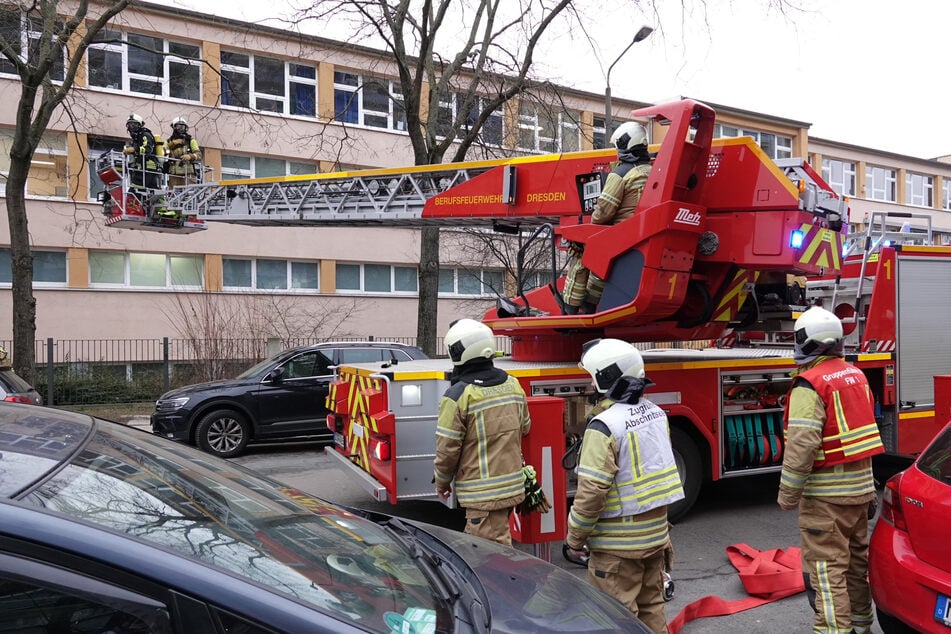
[
  {"xmin": 917, "ymin": 424, "xmax": 951, "ymax": 483},
  {"xmin": 17, "ymin": 421, "xmax": 446, "ymax": 631}
]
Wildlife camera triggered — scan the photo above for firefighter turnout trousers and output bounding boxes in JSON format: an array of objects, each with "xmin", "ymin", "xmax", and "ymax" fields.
[
  {"xmin": 588, "ymin": 548, "xmax": 669, "ymax": 634},
  {"xmin": 799, "ymin": 496, "xmax": 874, "ymax": 634}
]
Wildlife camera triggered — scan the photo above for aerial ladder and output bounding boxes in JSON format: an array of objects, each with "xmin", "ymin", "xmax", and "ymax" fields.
[{"xmin": 99, "ymin": 99, "xmax": 850, "ymax": 360}]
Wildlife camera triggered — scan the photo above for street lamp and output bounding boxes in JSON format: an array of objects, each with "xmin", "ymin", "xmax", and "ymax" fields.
[{"xmin": 604, "ymin": 25, "xmax": 654, "ymax": 145}]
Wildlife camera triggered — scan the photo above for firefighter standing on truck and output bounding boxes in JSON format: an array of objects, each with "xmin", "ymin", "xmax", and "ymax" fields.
[
  {"xmin": 563, "ymin": 121, "xmax": 652, "ymax": 314},
  {"xmin": 565, "ymin": 338, "xmax": 684, "ymax": 634},
  {"xmin": 778, "ymin": 306, "xmax": 884, "ymax": 634},
  {"xmin": 433, "ymin": 318, "xmax": 531, "ymax": 546}
]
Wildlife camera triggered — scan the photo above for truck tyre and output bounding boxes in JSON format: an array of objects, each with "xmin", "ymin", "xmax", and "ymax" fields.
[
  {"xmin": 669, "ymin": 427, "xmax": 702, "ymax": 523},
  {"xmin": 196, "ymin": 409, "xmax": 250, "ymax": 458}
]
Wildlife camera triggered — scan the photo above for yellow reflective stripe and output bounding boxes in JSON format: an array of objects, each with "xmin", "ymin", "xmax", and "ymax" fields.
[{"xmin": 832, "ymin": 391, "xmax": 849, "ymax": 434}]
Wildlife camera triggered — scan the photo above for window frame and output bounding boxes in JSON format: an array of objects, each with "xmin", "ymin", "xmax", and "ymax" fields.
[
  {"xmin": 220, "ymin": 51, "xmax": 317, "ymax": 117},
  {"xmin": 517, "ymin": 105, "xmax": 581, "ymax": 154},
  {"xmin": 219, "ymin": 154, "xmax": 318, "ymax": 180},
  {"xmin": 714, "ymin": 124, "xmax": 793, "ymax": 160},
  {"xmin": 221, "ymin": 257, "xmax": 319, "ymax": 292},
  {"xmin": 820, "ymin": 158, "xmax": 857, "ymax": 198},
  {"xmin": 333, "ymin": 71, "xmax": 407, "ymax": 132},
  {"xmin": 334, "ymin": 262, "xmax": 418, "ymax": 294},
  {"xmin": 86, "ymin": 30, "xmax": 201, "ymax": 101},
  {"xmin": 865, "ymin": 165, "xmax": 897, "ymax": 202},
  {"xmin": 0, "ymin": 248, "xmax": 67, "ymax": 287},
  {"xmin": 0, "ymin": 11, "xmax": 66, "ymax": 81},
  {"xmin": 905, "ymin": 171, "xmax": 934, "ymax": 208},
  {"xmin": 88, "ymin": 252, "xmax": 204, "ymax": 290}
]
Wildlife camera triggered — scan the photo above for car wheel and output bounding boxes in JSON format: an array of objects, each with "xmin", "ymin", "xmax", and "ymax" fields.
[
  {"xmin": 669, "ymin": 426, "xmax": 703, "ymax": 524},
  {"xmin": 876, "ymin": 607, "xmax": 917, "ymax": 634},
  {"xmin": 196, "ymin": 409, "xmax": 250, "ymax": 458}
]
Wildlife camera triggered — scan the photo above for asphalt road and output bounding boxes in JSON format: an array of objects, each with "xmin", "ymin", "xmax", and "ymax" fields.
[{"xmin": 230, "ymin": 438, "xmax": 886, "ymax": 634}]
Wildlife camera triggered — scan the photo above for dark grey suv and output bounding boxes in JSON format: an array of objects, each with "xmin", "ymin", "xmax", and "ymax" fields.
[{"xmin": 151, "ymin": 341, "xmax": 427, "ymax": 458}]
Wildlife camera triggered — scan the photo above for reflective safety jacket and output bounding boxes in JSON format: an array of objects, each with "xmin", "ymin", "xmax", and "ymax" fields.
[
  {"xmin": 785, "ymin": 357, "xmax": 883, "ymax": 468},
  {"xmin": 567, "ymin": 398, "xmax": 684, "ymax": 553},
  {"xmin": 592, "ymin": 162, "xmax": 651, "ymax": 225},
  {"xmin": 779, "ymin": 356, "xmax": 883, "ymax": 505},
  {"xmin": 434, "ymin": 362, "xmax": 530, "ymax": 510}
]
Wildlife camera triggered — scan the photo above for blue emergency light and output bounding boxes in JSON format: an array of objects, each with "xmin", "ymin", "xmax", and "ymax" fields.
[{"xmin": 789, "ymin": 230, "xmax": 805, "ymax": 249}]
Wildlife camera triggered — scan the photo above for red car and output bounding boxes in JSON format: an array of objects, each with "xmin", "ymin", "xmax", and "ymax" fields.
[{"xmin": 870, "ymin": 421, "xmax": 951, "ymax": 633}]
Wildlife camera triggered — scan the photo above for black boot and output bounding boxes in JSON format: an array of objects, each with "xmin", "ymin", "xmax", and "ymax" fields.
[
  {"xmin": 563, "ymin": 304, "xmax": 580, "ymax": 315},
  {"xmin": 581, "ymin": 302, "xmax": 598, "ymax": 314}
]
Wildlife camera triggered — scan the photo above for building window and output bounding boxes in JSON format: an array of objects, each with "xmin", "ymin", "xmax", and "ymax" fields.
[
  {"xmin": 335, "ymin": 263, "xmax": 417, "ymax": 293},
  {"xmin": 438, "ymin": 268, "xmax": 502, "ymax": 296},
  {"xmin": 87, "ymin": 136, "xmax": 127, "ymax": 200},
  {"xmin": 435, "ymin": 93, "xmax": 503, "ymax": 146},
  {"xmin": 222, "ymin": 258, "xmax": 318, "ymax": 291},
  {"xmin": 87, "ymin": 30, "xmax": 200, "ymax": 101},
  {"xmin": 220, "ymin": 51, "xmax": 316, "ymax": 117},
  {"xmin": 0, "ymin": 10, "xmax": 65, "ymax": 81},
  {"xmin": 89, "ymin": 252, "xmax": 203, "ymax": 288},
  {"xmin": 0, "ymin": 129, "xmax": 67, "ymax": 197},
  {"xmin": 821, "ymin": 158, "xmax": 856, "ymax": 197},
  {"xmin": 865, "ymin": 165, "xmax": 897, "ymax": 202},
  {"xmin": 714, "ymin": 124, "xmax": 793, "ymax": 160},
  {"xmin": 0, "ymin": 248, "xmax": 66, "ymax": 284},
  {"xmin": 905, "ymin": 172, "xmax": 933, "ymax": 207},
  {"xmin": 593, "ymin": 116, "xmax": 607, "ymax": 150},
  {"xmin": 518, "ymin": 104, "xmax": 581, "ymax": 153},
  {"xmin": 944, "ymin": 181, "xmax": 951, "ymax": 211},
  {"xmin": 333, "ymin": 71, "xmax": 407, "ymax": 132},
  {"xmin": 220, "ymin": 154, "xmax": 318, "ymax": 180}
]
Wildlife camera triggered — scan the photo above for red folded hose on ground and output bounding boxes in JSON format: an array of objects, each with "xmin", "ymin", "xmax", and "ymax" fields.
[{"xmin": 668, "ymin": 543, "xmax": 805, "ymax": 634}]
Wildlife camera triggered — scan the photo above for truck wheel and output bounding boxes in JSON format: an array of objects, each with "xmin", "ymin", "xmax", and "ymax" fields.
[
  {"xmin": 669, "ymin": 427, "xmax": 702, "ymax": 523},
  {"xmin": 196, "ymin": 409, "xmax": 250, "ymax": 458}
]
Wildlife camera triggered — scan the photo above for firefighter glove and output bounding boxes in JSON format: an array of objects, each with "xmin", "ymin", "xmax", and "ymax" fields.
[
  {"xmin": 182, "ymin": 153, "xmax": 196, "ymax": 162},
  {"xmin": 517, "ymin": 465, "xmax": 551, "ymax": 514},
  {"xmin": 168, "ymin": 138, "xmax": 185, "ymax": 149}
]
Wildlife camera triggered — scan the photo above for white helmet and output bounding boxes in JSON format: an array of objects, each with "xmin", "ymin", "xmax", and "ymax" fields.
[
  {"xmin": 171, "ymin": 116, "xmax": 188, "ymax": 129},
  {"xmin": 794, "ymin": 306, "xmax": 843, "ymax": 356},
  {"xmin": 610, "ymin": 121, "xmax": 648, "ymax": 151},
  {"xmin": 127, "ymin": 113, "xmax": 144, "ymax": 128},
  {"xmin": 445, "ymin": 318, "xmax": 496, "ymax": 366},
  {"xmin": 579, "ymin": 338, "xmax": 645, "ymax": 393}
]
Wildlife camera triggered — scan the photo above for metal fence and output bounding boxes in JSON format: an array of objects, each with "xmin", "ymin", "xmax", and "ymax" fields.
[
  {"xmin": 4, "ymin": 335, "xmax": 704, "ymax": 407},
  {"xmin": 5, "ymin": 336, "xmax": 485, "ymax": 407}
]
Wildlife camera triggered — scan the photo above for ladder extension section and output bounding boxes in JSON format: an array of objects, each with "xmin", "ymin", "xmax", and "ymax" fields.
[{"xmin": 165, "ymin": 151, "xmax": 620, "ymax": 226}]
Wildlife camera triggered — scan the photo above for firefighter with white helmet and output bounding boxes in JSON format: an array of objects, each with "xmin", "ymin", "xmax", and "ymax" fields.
[
  {"xmin": 563, "ymin": 121, "xmax": 653, "ymax": 314},
  {"xmin": 433, "ymin": 318, "xmax": 531, "ymax": 545},
  {"xmin": 566, "ymin": 338, "xmax": 683, "ymax": 633},
  {"xmin": 165, "ymin": 115, "xmax": 203, "ymax": 199},
  {"xmin": 123, "ymin": 113, "xmax": 162, "ymax": 190},
  {"xmin": 779, "ymin": 306, "xmax": 884, "ymax": 634}
]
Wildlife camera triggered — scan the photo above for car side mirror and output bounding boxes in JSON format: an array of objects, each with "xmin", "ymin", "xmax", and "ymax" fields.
[{"xmin": 265, "ymin": 367, "xmax": 286, "ymax": 383}]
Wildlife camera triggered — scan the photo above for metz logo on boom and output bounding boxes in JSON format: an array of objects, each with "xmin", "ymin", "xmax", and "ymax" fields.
[{"xmin": 673, "ymin": 208, "xmax": 701, "ymax": 226}]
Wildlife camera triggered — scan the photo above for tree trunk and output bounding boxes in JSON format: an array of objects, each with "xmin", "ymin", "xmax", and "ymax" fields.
[
  {"xmin": 5, "ymin": 159, "xmax": 37, "ymax": 383},
  {"xmin": 417, "ymin": 225, "xmax": 440, "ymax": 356}
]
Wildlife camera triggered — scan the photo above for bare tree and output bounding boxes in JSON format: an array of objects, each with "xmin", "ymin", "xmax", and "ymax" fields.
[
  {"xmin": 295, "ymin": 0, "xmax": 575, "ymax": 356},
  {"xmin": 1, "ymin": 0, "xmax": 130, "ymax": 382},
  {"xmin": 161, "ymin": 291, "xmax": 363, "ymax": 381}
]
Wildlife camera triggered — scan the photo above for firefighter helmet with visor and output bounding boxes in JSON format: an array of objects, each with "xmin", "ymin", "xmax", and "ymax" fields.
[
  {"xmin": 610, "ymin": 121, "xmax": 648, "ymax": 151},
  {"xmin": 171, "ymin": 116, "xmax": 188, "ymax": 131},
  {"xmin": 579, "ymin": 338, "xmax": 645, "ymax": 393},
  {"xmin": 126, "ymin": 113, "xmax": 144, "ymax": 131},
  {"xmin": 445, "ymin": 319, "xmax": 496, "ymax": 366},
  {"xmin": 794, "ymin": 306, "xmax": 843, "ymax": 356}
]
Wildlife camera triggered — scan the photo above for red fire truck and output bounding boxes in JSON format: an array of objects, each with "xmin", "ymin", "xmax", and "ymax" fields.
[{"xmin": 100, "ymin": 99, "xmax": 951, "ymax": 546}]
